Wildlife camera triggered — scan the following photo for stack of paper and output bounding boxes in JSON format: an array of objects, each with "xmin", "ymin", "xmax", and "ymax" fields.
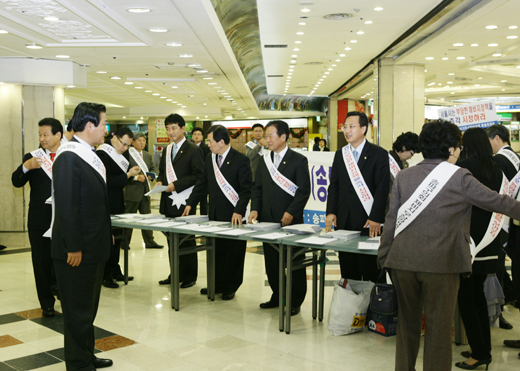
[
  {"xmin": 282, "ymin": 224, "xmax": 321, "ymax": 235},
  {"xmin": 114, "ymin": 213, "xmax": 145, "ymax": 219},
  {"xmin": 358, "ymin": 236, "xmax": 381, "ymax": 250},
  {"xmin": 243, "ymin": 222, "xmax": 281, "ymax": 232},
  {"xmin": 295, "ymin": 236, "xmax": 338, "ymax": 245},
  {"xmin": 253, "ymin": 232, "xmax": 295, "ymax": 240},
  {"xmin": 323, "ymin": 230, "xmax": 360, "ymax": 240},
  {"xmin": 175, "ymin": 215, "xmax": 210, "ymax": 223},
  {"xmin": 138, "ymin": 214, "xmax": 165, "ymax": 219}
]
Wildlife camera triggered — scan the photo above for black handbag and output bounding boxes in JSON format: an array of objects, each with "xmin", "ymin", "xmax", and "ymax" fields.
[{"xmin": 370, "ymin": 270, "xmax": 398, "ymax": 314}]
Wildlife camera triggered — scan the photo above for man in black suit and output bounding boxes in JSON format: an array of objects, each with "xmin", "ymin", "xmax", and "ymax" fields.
[
  {"xmin": 156, "ymin": 114, "xmax": 204, "ymax": 288},
  {"xmin": 96, "ymin": 127, "xmax": 140, "ymax": 288},
  {"xmin": 191, "ymin": 127, "xmax": 210, "ymax": 215},
  {"xmin": 52, "ymin": 102, "xmax": 113, "ymax": 370},
  {"xmin": 326, "ymin": 111, "xmax": 390, "ymax": 283},
  {"xmin": 249, "ymin": 120, "xmax": 310, "ymax": 315},
  {"xmin": 183, "ymin": 125, "xmax": 252, "ymax": 300},
  {"xmin": 12, "ymin": 118, "xmax": 63, "ymax": 317}
]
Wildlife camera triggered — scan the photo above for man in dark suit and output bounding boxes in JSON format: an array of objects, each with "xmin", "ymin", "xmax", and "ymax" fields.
[
  {"xmin": 249, "ymin": 120, "xmax": 310, "ymax": 315},
  {"xmin": 155, "ymin": 113, "xmax": 204, "ymax": 288},
  {"xmin": 191, "ymin": 127, "xmax": 210, "ymax": 215},
  {"xmin": 326, "ymin": 111, "xmax": 390, "ymax": 283},
  {"xmin": 124, "ymin": 132, "xmax": 163, "ymax": 249},
  {"xmin": 183, "ymin": 125, "xmax": 252, "ymax": 300},
  {"xmin": 96, "ymin": 127, "xmax": 140, "ymax": 288},
  {"xmin": 246, "ymin": 123, "xmax": 268, "ymax": 181},
  {"xmin": 52, "ymin": 102, "xmax": 113, "ymax": 371},
  {"xmin": 12, "ymin": 117, "xmax": 63, "ymax": 317}
]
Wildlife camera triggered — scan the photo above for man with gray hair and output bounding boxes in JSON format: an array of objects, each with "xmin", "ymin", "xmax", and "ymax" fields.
[{"xmin": 124, "ymin": 132, "xmax": 163, "ymax": 249}]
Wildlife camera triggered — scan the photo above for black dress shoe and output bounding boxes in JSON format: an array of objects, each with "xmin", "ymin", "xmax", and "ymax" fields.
[
  {"xmin": 93, "ymin": 357, "xmax": 113, "ymax": 368},
  {"xmin": 102, "ymin": 279, "xmax": 119, "ymax": 289},
  {"xmin": 499, "ymin": 314, "xmax": 513, "ymax": 330},
  {"xmin": 200, "ymin": 288, "xmax": 222, "ymax": 295},
  {"xmin": 290, "ymin": 306, "xmax": 300, "ymax": 316},
  {"xmin": 455, "ymin": 357, "xmax": 491, "ymax": 370},
  {"xmin": 42, "ymin": 308, "xmax": 55, "ymax": 317},
  {"xmin": 222, "ymin": 292, "xmax": 235, "ymax": 300},
  {"xmin": 114, "ymin": 274, "xmax": 134, "ymax": 282},
  {"xmin": 146, "ymin": 244, "xmax": 164, "ymax": 249},
  {"xmin": 158, "ymin": 278, "xmax": 170, "ymax": 285},
  {"xmin": 180, "ymin": 281, "xmax": 196, "ymax": 289},
  {"xmin": 259, "ymin": 300, "xmax": 279, "ymax": 309},
  {"xmin": 504, "ymin": 339, "xmax": 520, "ymax": 348}
]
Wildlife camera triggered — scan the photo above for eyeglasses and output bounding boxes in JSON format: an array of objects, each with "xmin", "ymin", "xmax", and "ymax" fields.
[
  {"xmin": 342, "ymin": 125, "xmax": 360, "ymax": 131},
  {"xmin": 116, "ymin": 136, "xmax": 131, "ymax": 148}
]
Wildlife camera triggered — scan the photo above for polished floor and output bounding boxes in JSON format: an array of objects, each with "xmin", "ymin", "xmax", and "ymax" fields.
[{"xmin": 1, "ymin": 224, "xmax": 520, "ymax": 370}]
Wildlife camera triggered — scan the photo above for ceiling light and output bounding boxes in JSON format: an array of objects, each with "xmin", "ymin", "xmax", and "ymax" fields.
[
  {"xmin": 319, "ymin": 79, "xmax": 323, "ymax": 81},
  {"xmin": 295, "ymin": 41, "xmax": 302, "ymax": 44},
  {"xmin": 374, "ymin": 7, "xmax": 383, "ymax": 11},
  {"xmin": 501, "ymin": 80, "xmax": 507, "ymax": 82},
  {"xmin": 177, "ymin": 103, "xmax": 182, "ymax": 105},
  {"xmin": 335, "ymin": 59, "xmax": 341, "ymax": 62},
  {"xmin": 516, "ymin": 66, "xmax": 520, "ymax": 68},
  {"xmin": 328, "ymin": 68, "xmax": 333, "ymax": 71},
  {"xmin": 350, "ymin": 40, "xmax": 357, "ymax": 43},
  {"xmin": 301, "ymin": 9, "xmax": 311, "ymax": 13},
  {"xmin": 96, "ymin": 71, "xmax": 107, "ymax": 74},
  {"xmin": 160, "ymin": 96, "xmax": 166, "ymax": 99},
  {"xmin": 178, "ymin": 54, "xmax": 193, "ymax": 58},
  {"xmin": 124, "ymin": 82, "xmax": 133, "ymax": 85},
  {"xmin": 148, "ymin": 27, "xmax": 168, "ymax": 33},
  {"xmin": 166, "ymin": 99, "xmax": 172, "ymax": 101},
  {"xmin": 471, "ymin": 43, "xmax": 478, "ymax": 47},
  {"xmin": 357, "ymin": 31, "xmax": 364, "ymax": 35},
  {"xmin": 66, "ymin": 85, "xmax": 75, "ymax": 88},
  {"xmin": 203, "ymin": 77, "xmax": 213, "ymax": 80},
  {"xmin": 509, "ymin": 26, "xmax": 518, "ymax": 29},
  {"xmin": 196, "ymin": 70, "xmax": 208, "ymax": 73},
  {"xmin": 477, "ymin": 77, "xmax": 483, "ymax": 79},
  {"xmin": 55, "ymin": 55, "xmax": 69, "ymax": 58},
  {"xmin": 135, "ymin": 86, "xmax": 143, "ymax": 89},
  {"xmin": 123, "ymin": 116, "xmax": 126, "ymax": 119},
  {"xmin": 296, "ymin": 32, "xmax": 304, "ymax": 35},
  {"xmin": 502, "ymin": 89, "xmax": 506, "ymax": 91},
  {"xmin": 127, "ymin": 8, "xmax": 151, "ymax": 13},
  {"xmin": 448, "ymin": 73, "xmax": 455, "ymax": 75},
  {"xmin": 485, "ymin": 25, "xmax": 498, "ymax": 30},
  {"xmin": 322, "ymin": 75, "xmax": 327, "ymax": 78},
  {"xmin": 299, "ymin": 22, "xmax": 307, "ymax": 25},
  {"xmin": 332, "ymin": 64, "xmax": 337, "ymax": 67},
  {"xmin": 287, "ymin": 76, "xmax": 292, "ymax": 79},
  {"xmin": 507, "ymin": 35, "xmax": 518, "ymax": 39},
  {"xmin": 474, "ymin": 84, "xmax": 480, "ymax": 87},
  {"xmin": 291, "ymin": 55, "xmax": 298, "ymax": 58},
  {"xmin": 488, "ymin": 43, "xmax": 498, "ymax": 47},
  {"xmin": 456, "ymin": 56, "xmax": 465, "ymax": 60},
  {"xmin": 344, "ymin": 47, "xmax": 351, "ymax": 50},
  {"xmin": 453, "ymin": 43, "xmax": 464, "ymax": 46},
  {"xmin": 0, "ymin": 30, "xmax": 9, "ymax": 34},
  {"xmin": 325, "ymin": 72, "xmax": 330, "ymax": 75},
  {"xmin": 293, "ymin": 48, "xmax": 299, "ymax": 51},
  {"xmin": 364, "ymin": 20, "xmax": 373, "ymax": 24},
  {"xmin": 26, "ymin": 44, "xmax": 42, "ymax": 49},
  {"xmin": 442, "ymin": 57, "xmax": 448, "ymax": 60},
  {"xmin": 289, "ymin": 69, "xmax": 294, "ymax": 72},
  {"xmin": 145, "ymin": 90, "xmax": 152, "ymax": 92},
  {"xmin": 152, "ymin": 93, "xmax": 160, "ymax": 96},
  {"xmin": 137, "ymin": 120, "xmax": 143, "ymax": 124},
  {"xmin": 44, "ymin": 16, "xmax": 60, "ymax": 21},
  {"xmin": 205, "ymin": 116, "xmax": 208, "ymax": 118},
  {"xmin": 447, "ymin": 81, "xmax": 453, "ymax": 84},
  {"xmin": 451, "ymin": 92, "xmax": 455, "ymax": 94},
  {"xmin": 208, "ymin": 82, "xmax": 217, "ymax": 85},
  {"xmin": 165, "ymin": 42, "xmax": 182, "ymax": 47},
  {"xmin": 425, "ymin": 57, "xmax": 434, "ymax": 60},
  {"xmin": 181, "ymin": 105, "xmax": 186, "ymax": 108},
  {"xmin": 110, "ymin": 76, "xmax": 121, "ymax": 80},
  {"xmin": 172, "ymin": 101, "xmax": 177, "ymax": 103},
  {"xmin": 288, "ymin": 73, "xmax": 293, "ymax": 75},
  {"xmin": 493, "ymin": 53, "xmax": 502, "ymax": 57}
]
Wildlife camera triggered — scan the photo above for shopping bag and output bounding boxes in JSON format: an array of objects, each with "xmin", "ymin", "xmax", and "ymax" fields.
[{"xmin": 327, "ymin": 279, "xmax": 375, "ymax": 336}]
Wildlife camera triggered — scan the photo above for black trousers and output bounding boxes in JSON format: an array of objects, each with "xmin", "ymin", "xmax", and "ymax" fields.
[
  {"xmin": 163, "ymin": 232, "xmax": 198, "ymax": 283},
  {"xmin": 104, "ymin": 228, "xmax": 123, "ymax": 280},
  {"xmin": 506, "ymin": 225, "xmax": 520, "ymax": 305},
  {"xmin": 458, "ymin": 273, "xmax": 491, "ymax": 361},
  {"xmin": 198, "ymin": 193, "xmax": 208, "ymax": 216},
  {"xmin": 263, "ymin": 242, "xmax": 307, "ymax": 307},
  {"xmin": 54, "ymin": 260, "xmax": 104, "ymax": 371},
  {"xmin": 124, "ymin": 198, "xmax": 157, "ymax": 248},
  {"xmin": 215, "ymin": 238, "xmax": 246, "ymax": 294},
  {"xmin": 28, "ymin": 229, "xmax": 55, "ymax": 309},
  {"xmin": 338, "ymin": 252, "xmax": 379, "ymax": 282}
]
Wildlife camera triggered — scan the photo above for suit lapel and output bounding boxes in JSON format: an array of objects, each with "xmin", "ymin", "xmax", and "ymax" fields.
[
  {"xmin": 357, "ymin": 141, "xmax": 371, "ymax": 171},
  {"xmin": 173, "ymin": 140, "xmax": 188, "ymax": 165},
  {"xmin": 220, "ymin": 147, "xmax": 235, "ymax": 173},
  {"xmin": 277, "ymin": 148, "xmax": 292, "ymax": 173}
]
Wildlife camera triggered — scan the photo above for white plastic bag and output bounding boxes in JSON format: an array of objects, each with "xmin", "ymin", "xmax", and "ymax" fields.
[{"xmin": 327, "ymin": 279, "xmax": 375, "ymax": 336}]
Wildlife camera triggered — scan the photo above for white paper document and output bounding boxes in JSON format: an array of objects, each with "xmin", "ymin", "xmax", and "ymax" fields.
[
  {"xmin": 149, "ymin": 221, "xmax": 187, "ymax": 228},
  {"xmin": 168, "ymin": 186, "xmax": 194, "ymax": 208},
  {"xmin": 254, "ymin": 232, "xmax": 295, "ymax": 240},
  {"xmin": 358, "ymin": 242, "xmax": 379, "ymax": 250},
  {"xmin": 145, "ymin": 185, "xmax": 169, "ymax": 196},
  {"xmin": 174, "ymin": 223, "xmax": 206, "ymax": 231},
  {"xmin": 216, "ymin": 229, "xmax": 256, "ymax": 236},
  {"xmin": 137, "ymin": 218, "xmax": 168, "ymax": 225},
  {"xmin": 296, "ymin": 236, "xmax": 338, "ymax": 245},
  {"xmin": 114, "ymin": 213, "xmax": 143, "ymax": 219},
  {"xmin": 205, "ymin": 221, "xmax": 230, "ymax": 226},
  {"xmin": 195, "ymin": 226, "xmax": 231, "ymax": 233}
]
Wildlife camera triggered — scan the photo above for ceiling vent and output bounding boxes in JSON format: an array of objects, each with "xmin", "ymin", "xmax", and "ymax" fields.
[
  {"xmin": 323, "ymin": 13, "xmax": 353, "ymax": 20},
  {"xmin": 264, "ymin": 44, "xmax": 288, "ymax": 48},
  {"xmin": 267, "ymin": 75, "xmax": 284, "ymax": 77}
]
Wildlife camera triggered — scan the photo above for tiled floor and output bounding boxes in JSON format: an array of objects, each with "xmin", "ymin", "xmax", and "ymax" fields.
[{"xmin": 1, "ymin": 209, "xmax": 519, "ymax": 370}]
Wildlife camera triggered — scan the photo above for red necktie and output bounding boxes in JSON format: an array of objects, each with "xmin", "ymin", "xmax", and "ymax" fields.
[{"xmin": 50, "ymin": 153, "xmax": 56, "ymax": 162}]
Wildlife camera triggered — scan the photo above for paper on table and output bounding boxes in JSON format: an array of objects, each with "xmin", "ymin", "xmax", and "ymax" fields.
[
  {"xmin": 195, "ymin": 226, "xmax": 231, "ymax": 233},
  {"xmin": 137, "ymin": 218, "xmax": 168, "ymax": 225},
  {"xmin": 114, "ymin": 213, "xmax": 143, "ymax": 219},
  {"xmin": 216, "ymin": 229, "xmax": 256, "ymax": 236},
  {"xmin": 149, "ymin": 221, "xmax": 187, "ymax": 228},
  {"xmin": 174, "ymin": 224, "xmax": 205, "ymax": 231},
  {"xmin": 205, "ymin": 221, "xmax": 230, "ymax": 226},
  {"xmin": 253, "ymin": 232, "xmax": 295, "ymax": 240},
  {"xmin": 358, "ymin": 242, "xmax": 379, "ymax": 250},
  {"xmin": 144, "ymin": 185, "xmax": 169, "ymax": 196},
  {"xmin": 295, "ymin": 236, "xmax": 338, "ymax": 245}
]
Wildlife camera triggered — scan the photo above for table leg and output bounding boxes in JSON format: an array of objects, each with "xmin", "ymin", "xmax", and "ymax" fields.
[
  {"xmin": 319, "ymin": 250, "xmax": 326, "ymax": 322},
  {"xmin": 278, "ymin": 243, "xmax": 285, "ymax": 333},
  {"xmin": 207, "ymin": 237, "xmax": 215, "ymax": 301},
  {"xmin": 123, "ymin": 228, "xmax": 128, "ymax": 285},
  {"xmin": 312, "ymin": 251, "xmax": 317, "ymax": 320},
  {"xmin": 171, "ymin": 232, "xmax": 180, "ymax": 311},
  {"xmin": 285, "ymin": 244, "xmax": 293, "ymax": 334}
]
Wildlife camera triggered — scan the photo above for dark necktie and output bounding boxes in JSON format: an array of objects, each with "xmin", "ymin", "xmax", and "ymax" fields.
[{"xmin": 218, "ymin": 155, "xmax": 223, "ymax": 169}]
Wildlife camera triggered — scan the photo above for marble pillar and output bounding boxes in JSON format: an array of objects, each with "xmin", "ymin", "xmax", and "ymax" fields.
[{"xmin": 329, "ymin": 96, "xmax": 338, "ymax": 151}]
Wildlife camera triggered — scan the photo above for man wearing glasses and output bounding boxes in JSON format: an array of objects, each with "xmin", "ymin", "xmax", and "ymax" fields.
[
  {"xmin": 325, "ymin": 111, "xmax": 390, "ymax": 283},
  {"xmin": 96, "ymin": 127, "xmax": 140, "ymax": 288}
]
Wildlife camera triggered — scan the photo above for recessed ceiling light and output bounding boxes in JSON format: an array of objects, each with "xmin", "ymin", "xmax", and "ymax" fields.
[
  {"xmin": 299, "ymin": 22, "xmax": 307, "ymax": 25},
  {"xmin": 166, "ymin": 99, "xmax": 172, "ymax": 101},
  {"xmin": 55, "ymin": 55, "xmax": 69, "ymax": 58},
  {"xmin": 364, "ymin": 20, "xmax": 373, "ymax": 24},
  {"xmin": 301, "ymin": 9, "xmax": 311, "ymax": 13},
  {"xmin": 493, "ymin": 53, "xmax": 502, "ymax": 57},
  {"xmin": 135, "ymin": 86, "xmax": 143, "ymax": 89},
  {"xmin": 350, "ymin": 40, "xmax": 357, "ymax": 43},
  {"xmin": 488, "ymin": 43, "xmax": 498, "ymax": 47},
  {"xmin": 110, "ymin": 76, "xmax": 121, "ymax": 80},
  {"xmin": 152, "ymin": 93, "xmax": 160, "ymax": 96},
  {"xmin": 327, "ymin": 68, "xmax": 333, "ymax": 71},
  {"xmin": 127, "ymin": 8, "xmax": 151, "ymax": 13},
  {"xmin": 165, "ymin": 42, "xmax": 182, "ymax": 47},
  {"xmin": 453, "ymin": 43, "xmax": 464, "ymax": 46},
  {"xmin": 325, "ymin": 72, "xmax": 330, "ymax": 75},
  {"xmin": 123, "ymin": 116, "xmax": 126, "ymax": 119},
  {"xmin": 296, "ymin": 32, "xmax": 304, "ymax": 35},
  {"xmin": 332, "ymin": 64, "xmax": 337, "ymax": 67},
  {"xmin": 425, "ymin": 57, "xmax": 434, "ymax": 60},
  {"xmin": 516, "ymin": 66, "xmax": 520, "ymax": 68},
  {"xmin": 442, "ymin": 57, "xmax": 448, "ymax": 60},
  {"xmin": 477, "ymin": 77, "xmax": 483, "ymax": 79},
  {"xmin": 290, "ymin": 60, "xmax": 297, "ymax": 63},
  {"xmin": 502, "ymin": 89, "xmax": 506, "ymax": 91},
  {"xmin": 178, "ymin": 54, "xmax": 193, "ymax": 58},
  {"xmin": 66, "ymin": 85, "xmax": 75, "ymax": 88},
  {"xmin": 187, "ymin": 64, "xmax": 201, "ymax": 67},
  {"xmin": 160, "ymin": 96, "xmax": 166, "ymax": 99},
  {"xmin": 507, "ymin": 35, "xmax": 518, "ymax": 39},
  {"xmin": 124, "ymin": 82, "xmax": 133, "ymax": 85},
  {"xmin": 171, "ymin": 86, "xmax": 179, "ymax": 89},
  {"xmin": 96, "ymin": 71, "xmax": 107, "ymax": 74},
  {"xmin": 208, "ymin": 82, "xmax": 217, "ymax": 85},
  {"xmin": 148, "ymin": 27, "xmax": 168, "ymax": 33},
  {"xmin": 447, "ymin": 81, "xmax": 453, "ymax": 84},
  {"xmin": 501, "ymin": 80, "xmax": 507, "ymax": 82},
  {"xmin": 374, "ymin": 7, "xmax": 383, "ymax": 11},
  {"xmin": 203, "ymin": 77, "xmax": 213, "ymax": 80},
  {"xmin": 181, "ymin": 105, "xmax": 186, "ymax": 108},
  {"xmin": 319, "ymin": 79, "xmax": 323, "ymax": 81},
  {"xmin": 471, "ymin": 43, "xmax": 479, "ymax": 47},
  {"xmin": 44, "ymin": 16, "xmax": 60, "ymax": 21},
  {"xmin": 26, "ymin": 44, "xmax": 42, "ymax": 49},
  {"xmin": 289, "ymin": 69, "xmax": 294, "ymax": 72},
  {"xmin": 291, "ymin": 54, "xmax": 298, "ymax": 58},
  {"xmin": 0, "ymin": 30, "xmax": 9, "ymax": 34},
  {"xmin": 322, "ymin": 75, "xmax": 327, "ymax": 78},
  {"xmin": 448, "ymin": 73, "xmax": 455, "ymax": 75},
  {"xmin": 293, "ymin": 48, "xmax": 299, "ymax": 51},
  {"xmin": 145, "ymin": 90, "xmax": 152, "ymax": 92},
  {"xmin": 196, "ymin": 70, "xmax": 208, "ymax": 73},
  {"xmin": 451, "ymin": 92, "xmax": 455, "ymax": 94},
  {"xmin": 485, "ymin": 25, "xmax": 498, "ymax": 30},
  {"xmin": 456, "ymin": 56, "xmax": 465, "ymax": 60},
  {"xmin": 474, "ymin": 84, "xmax": 480, "ymax": 86},
  {"xmin": 509, "ymin": 26, "xmax": 518, "ymax": 29},
  {"xmin": 295, "ymin": 41, "xmax": 302, "ymax": 44},
  {"xmin": 287, "ymin": 76, "xmax": 292, "ymax": 79},
  {"xmin": 357, "ymin": 31, "xmax": 364, "ymax": 35},
  {"xmin": 344, "ymin": 47, "xmax": 351, "ymax": 50}
]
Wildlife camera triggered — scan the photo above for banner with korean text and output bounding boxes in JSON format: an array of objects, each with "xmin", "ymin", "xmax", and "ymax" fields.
[{"xmin": 438, "ymin": 100, "xmax": 498, "ymax": 131}]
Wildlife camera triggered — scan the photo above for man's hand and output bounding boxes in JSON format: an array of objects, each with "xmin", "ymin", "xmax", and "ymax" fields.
[
  {"xmin": 24, "ymin": 157, "xmax": 41, "ymax": 170},
  {"xmin": 281, "ymin": 212, "xmax": 294, "ymax": 227},
  {"xmin": 127, "ymin": 166, "xmax": 141, "ymax": 178},
  {"xmin": 248, "ymin": 211, "xmax": 258, "ymax": 224},
  {"xmin": 364, "ymin": 219, "xmax": 382, "ymax": 238},
  {"xmin": 181, "ymin": 205, "xmax": 191, "ymax": 217},
  {"xmin": 67, "ymin": 251, "xmax": 82, "ymax": 267},
  {"xmin": 137, "ymin": 174, "xmax": 146, "ymax": 182},
  {"xmin": 231, "ymin": 213, "xmax": 243, "ymax": 226},
  {"xmin": 325, "ymin": 214, "xmax": 337, "ymax": 232},
  {"xmin": 166, "ymin": 182, "xmax": 175, "ymax": 192},
  {"xmin": 258, "ymin": 138, "xmax": 268, "ymax": 147}
]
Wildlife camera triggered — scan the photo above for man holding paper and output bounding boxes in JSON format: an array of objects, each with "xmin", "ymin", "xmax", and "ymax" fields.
[
  {"xmin": 326, "ymin": 111, "xmax": 390, "ymax": 283},
  {"xmin": 249, "ymin": 120, "xmax": 310, "ymax": 316},
  {"xmin": 155, "ymin": 113, "xmax": 204, "ymax": 288},
  {"xmin": 183, "ymin": 125, "xmax": 252, "ymax": 300},
  {"xmin": 124, "ymin": 132, "xmax": 163, "ymax": 249},
  {"xmin": 12, "ymin": 117, "xmax": 63, "ymax": 318}
]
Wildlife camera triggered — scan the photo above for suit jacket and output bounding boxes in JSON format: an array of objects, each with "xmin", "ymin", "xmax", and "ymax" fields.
[
  {"xmin": 157, "ymin": 139, "xmax": 204, "ymax": 217},
  {"xmin": 11, "ymin": 152, "xmax": 53, "ymax": 231},
  {"xmin": 378, "ymin": 158, "xmax": 520, "ymax": 274},
  {"xmin": 51, "ymin": 138, "xmax": 112, "ymax": 263},
  {"xmin": 124, "ymin": 149, "xmax": 155, "ymax": 203},
  {"xmin": 188, "ymin": 147, "xmax": 252, "ymax": 221},
  {"xmin": 198, "ymin": 141, "xmax": 211, "ymax": 158},
  {"xmin": 494, "ymin": 146, "xmax": 519, "ymax": 180},
  {"xmin": 96, "ymin": 140, "xmax": 128, "ymax": 215},
  {"xmin": 326, "ymin": 141, "xmax": 390, "ymax": 230},
  {"xmin": 246, "ymin": 140, "xmax": 267, "ymax": 181},
  {"xmin": 251, "ymin": 148, "xmax": 310, "ymax": 224}
]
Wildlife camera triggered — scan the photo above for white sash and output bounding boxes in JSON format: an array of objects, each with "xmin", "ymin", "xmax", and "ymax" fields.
[
  {"xmin": 165, "ymin": 142, "xmax": 193, "ymax": 208},
  {"xmin": 129, "ymin": 147, "xmax": 151, "ymax": 192},
  {"xmin": 342, "ymin": 145, "xmax": 374, "ymax": 216},
  {"xmin": 388, "ymin": 153, "xmax": 401, "ymax": 179},
  {"xmin": 263, "ymin": 150, "xmax": 298, "ymax": 197},
  {"xmin": 96, "ymin": 144, "xmax": 129, "ymax": 173},
  {"xmin": 498, "ymin": 147, "xmax": 520, "ymax": 172},
  {"xmin": 246, "ymin": 140, "xmax": 264, "ymax": 156},
  {"xmin": 212, "ymin": 154, "xmax": 239, "ymax": 207},
  {"xmin": 30, "ymin": 148, "xmax": 53, "ymax": 180},
  {"xmin": 469, "ymin": 174, "xmax": 508, "ymax": 263},
  {"xmin": 394, "ymin": 162, "xmax": 459, "ymax": 238}
]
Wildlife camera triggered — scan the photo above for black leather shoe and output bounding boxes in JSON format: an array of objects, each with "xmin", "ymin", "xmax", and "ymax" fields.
[
  {"xmin": 499, "ymin": 315, "xmax": 513, "ymax": 330},
  {"xmin": 102, "ymin": 279, "xmax": 119, "ymax": 289},
  {"xmin": 114, "ymin": 274, "xmax": 134, "ymax": 282},
  {"xmin": 200, "ymin": 288, "xmax": 207, "ymax": 295},
  {"xmin": 146, "ymin": 244, "xmax": 164, "ymax": 249},
  {"xmin": 93, "ymin": 357, "xmax": 113, "ymax": 368},
  {"xmin": 259, "ymin": 300, "xmax": 279, "ymax": 309},
  {"xmin": 158, "ymin": 278, "xmax": 170, "ymax": 285},
  {"xmin": 42, "ymin": 308, "xmax": 55, "ymax": 317},
  {"xmin": 222, "ymin": 292, "xmax": 235, "ymax": 300},
  {"xmin": 180, "ymin": 281, "xmax": 196, "ymax": 289},
  {"xmin": 461, "ymin": 351, "xmax": 472, "ymax": 358},
  {"xmin": 455, "ymin": 357, "xmax": 491, "ymax": 370},
  {"xmin": 290, "ymin": 306, "xmax": 300, "ymax": 316},
  {"xmin": 504, "ymin": 339, "xmax": 520, "ymax": 348}
]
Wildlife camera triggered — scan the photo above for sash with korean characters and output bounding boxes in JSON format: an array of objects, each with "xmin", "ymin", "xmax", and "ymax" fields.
[
  {"xmin": 129, "ymin": 147, "xmax": 151, "ymax": 192},
  {"xmin": 394, "ymin": 162, "xmax": 459, "ymax": 238},
  {"xmin": 388, "ymin": 153, "xmax": 401, "ymax": 179},
  {"xmin": 165, "ymin": 142, "xmax": 193, "ymax": 207},
  {"xmin": 96, "ymin": 144, "xmax": 129, "ymax": 173},
  {"xmin": 498, "ymin": 147, "xmax": 520, "ymax": 172},
  {"xmin": 469, "ymin": 174, "xmax": 508, "ymax": 263},
  {"xmin": 342, "ymin": 145, "xmax": 374, "ymax": 216},
  {"xmin": 30, "ymin": 148, "xmax": 53, "ymax": 180},
  {"xmin": 497, "ymin": 147, "xmax": 520, "ymax": 227},
  {"xmin": 212, "ymin": 154, "xmax": 239, "ymax": 206},
  {"xmin": 263, "ymin": 150, "xmax": 298, "ymax": 197},
  {"xmin": 246, "ymin": 140, "xmax": 265, "ymax": 156}
]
